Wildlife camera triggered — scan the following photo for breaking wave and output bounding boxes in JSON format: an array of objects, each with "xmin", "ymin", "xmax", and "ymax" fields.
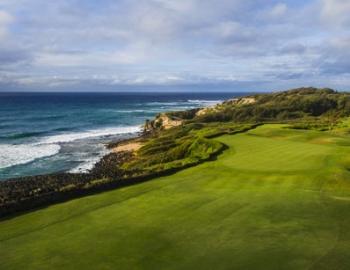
[
  {"xmin": 0, "ymin": 143, "xmax": 61, "ymax": 169},
  {"xmin": 0, "ymin": 126, "xmax": 141, "ymax": 170}
]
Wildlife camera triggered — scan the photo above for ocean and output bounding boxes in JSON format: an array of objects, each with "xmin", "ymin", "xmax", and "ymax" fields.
[{"xmin": 0, "ymin": 92, "xmax": 247, "ymax": 180}]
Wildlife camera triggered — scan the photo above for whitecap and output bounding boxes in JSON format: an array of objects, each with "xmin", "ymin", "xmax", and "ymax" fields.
[
  {"xmin": 145, "ymin": 102, "xmax": 185, "ymax": 106},
  {"xmin": 40, "ymin": 126, "xmax": 141, "ymax": 144},
  {"xmin": 187, "ymin": 100, "xmax": 223, "ymax": 105},
  {"xmin": 0, "ymin": 125, "xmax": 141, "ymax": 170},
  {"xmin": 69, "ymin": 153, "xmax": 107, "ymax": 174},
  {"xmin": 0, "ymin": 143, "xmax": 61, "ymax": 169}
]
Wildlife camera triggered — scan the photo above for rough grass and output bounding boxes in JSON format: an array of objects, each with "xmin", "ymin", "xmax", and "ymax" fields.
[
  {"xmin": 121, "ymin": 123, "xmax": 254, "ymax": 175},
  {"xmin": 1, "ymin": 125, "xmax": 350, "ymax": 270}
]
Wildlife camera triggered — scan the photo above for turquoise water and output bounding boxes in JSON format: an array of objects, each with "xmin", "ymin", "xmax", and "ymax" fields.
[{"xmin": 0, "ymin": 92, "xmax": 245, "ymax": 180}]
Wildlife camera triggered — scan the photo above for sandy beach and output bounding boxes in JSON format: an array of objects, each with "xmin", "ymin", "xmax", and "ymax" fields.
[{"xmin": 112, "ymin": 140, "xmax": 143, "ymax": 153}]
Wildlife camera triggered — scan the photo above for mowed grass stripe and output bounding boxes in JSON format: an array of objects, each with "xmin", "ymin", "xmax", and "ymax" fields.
[{"xmin": 1, "ymin": 125, "xmax": 350, "ymax": 270}]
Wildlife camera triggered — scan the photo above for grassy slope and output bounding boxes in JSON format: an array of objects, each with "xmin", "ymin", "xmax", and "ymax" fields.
[{"xmin": 1, "ymin": 125, "xmax": 350, "ymax": 270}]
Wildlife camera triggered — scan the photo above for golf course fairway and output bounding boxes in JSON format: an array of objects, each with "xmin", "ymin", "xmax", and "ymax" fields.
[{"xmin": 1, "ymin": 124, "xmax": 350, "ymax": 270}]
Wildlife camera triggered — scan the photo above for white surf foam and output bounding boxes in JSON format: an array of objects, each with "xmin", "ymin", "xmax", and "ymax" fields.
[
  {"xmin": 40, "ymin": 126, "xmax": 141, "ymax": 144},
  {"xmin": 0, "ymin": 143, "xmax": 61, "ymax": 169},
  {"xmin": 187, "ymin": 99, "xmax": 223, "ymax": 106},
  {"xmin": 146, "ymin": 102, "xmax": 185, "ymax": 106},
  {"xmin": 0, "ymin": 125, "xmax": 141, "ymax": 170},
  {"xmin": 69, "ymin": 152, "xmax": 108, "ymax": 174}
]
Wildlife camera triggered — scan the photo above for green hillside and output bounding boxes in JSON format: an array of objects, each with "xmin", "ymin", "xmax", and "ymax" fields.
[{"xmin": 2, "ymin": 124, "xmax": 350, "ymax": 270}]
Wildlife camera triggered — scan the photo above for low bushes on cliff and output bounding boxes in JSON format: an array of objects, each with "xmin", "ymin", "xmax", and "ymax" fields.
[
  {"xmin": 194, "ymin": 88, "xmax": 350, "ymax": 124},
  {"xmin": 120, "ymin": 122, "xmax": 256, "ymax": 177},
  {"xmin": 122, "ymin": 137, "xmax": 223, "ymax": 174}
]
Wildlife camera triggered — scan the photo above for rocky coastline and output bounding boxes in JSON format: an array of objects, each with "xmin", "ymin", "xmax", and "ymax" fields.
[
  {"xmin": 0, "ymin": 138, "xmax": 138, "ymax": 218},
  {"xmin": 2, "ymin": 87, "xmax": 342, "ymax": 218},
  {"xmin": 0, "ymin": 111, "xmax": 217, "ymax": 218}
]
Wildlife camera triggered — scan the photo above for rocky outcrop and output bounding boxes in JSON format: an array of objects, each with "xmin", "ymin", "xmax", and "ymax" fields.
[
  {"xmin": 196, "ymin": 107, "xmax": 218, "ymax": 117},
  {"xmin": 0, "ymin": 150, "xmax": 135, "ymax": 218},
  {"xmin": 144, "ymin": 113, "xmax": 183, "ymax": 133},
  {"xmin": 195, "ymin": 97, "xmax": 256, "ymax": 117},
  {"xmin": 223, "ymin": 97, "xmax": 256, "ymax": 106}
]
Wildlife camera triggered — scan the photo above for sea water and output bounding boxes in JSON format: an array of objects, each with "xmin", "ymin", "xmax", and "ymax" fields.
[{"xmin": 0, "ymin": 92, "xmax": 246, "ymax": 180}]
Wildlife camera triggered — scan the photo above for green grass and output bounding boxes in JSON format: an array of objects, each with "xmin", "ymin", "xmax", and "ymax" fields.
[
  {"xmin": 2, "ymin": 124, "xmax": 350, "ymax": 270},
  {"xmin": 119, "ymin": 123, "xmax": 254, "ymax": 178}
]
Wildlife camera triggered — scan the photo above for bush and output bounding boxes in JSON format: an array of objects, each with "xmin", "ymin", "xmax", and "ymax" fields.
[
  {"xmin": 194, "ymin": 88, "xmax": 350, "ymax": 124},
  {"xmin": 121, "ymin": 122, "xmax": 253, "ymax": 176}
]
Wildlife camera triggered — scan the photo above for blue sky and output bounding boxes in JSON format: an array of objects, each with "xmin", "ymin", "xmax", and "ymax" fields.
[{"xmin": 0, "ymin": 0, "xmax": 349, "ymax": 91}]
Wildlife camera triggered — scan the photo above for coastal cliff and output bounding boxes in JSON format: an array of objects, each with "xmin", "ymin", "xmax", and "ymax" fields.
[{"xmin": 144, "ymin": 113, "xmax": 183, "ymax": 133}]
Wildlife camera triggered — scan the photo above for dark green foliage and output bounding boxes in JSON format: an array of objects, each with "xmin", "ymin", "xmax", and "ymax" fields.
[
  {"xmin": 166, "ymin": 109, "xmax": 200, "ymax": 120},
  {"xmin": 195, "ymin": 87, "xmax": 350, "ymax": 123},
  {"xmin": 288, "ymin": 123, "xmax": 330, "ymax": 131},
  {"xmin": 138, "ymin": 139, "xmax": 177, "ymax": 156},
  {"xmin": 122, "ymin": 122, "xmax": 256, "ymax": 176}
]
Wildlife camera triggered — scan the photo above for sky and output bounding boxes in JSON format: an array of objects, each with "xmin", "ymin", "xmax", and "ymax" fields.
[{"xmin": 0, "ymin": 0, "xmax": 350, "ymax": 92}]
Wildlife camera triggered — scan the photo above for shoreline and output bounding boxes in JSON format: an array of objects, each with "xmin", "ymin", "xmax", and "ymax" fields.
[
  {"xmin": 0, "ymin": 131, "xmax": 147, "ymax": 218},
  {"xmin": 0, "ymin": 106, "xmax": 193, "ymax": 218},
  {"xmin": 0, "ymin": 128, "xmax": 143, "ymax": 181},
  {"xmin": 111, "ymin": 140, "xmax": 144, "ymax": 153},
  {"xmin": 2, "ymin": 87, "xmax": 340, "ymax": 218},
  {"xmin": 0, "ymin": 94, "xmax": 229, "ymax": 181},
  {"xmin": 106, "ymin": 135, "xmax": 145, "ymax": 153},
  {"xmin": 0, "ymin": 121, "xmax": 256, "ymax": 218},
  {"xmin": 0, "ymin": 93, "xmax": 254, "ymax": 218}
]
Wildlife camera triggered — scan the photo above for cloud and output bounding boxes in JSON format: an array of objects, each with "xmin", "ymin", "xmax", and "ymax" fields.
[
  {"xmin": 320, "ymin": 0, "xmax": 350, "ymax": 27},
  {"xmin": 316, "ymin": 37, "xmax": 350, "ymax": 75},
  {"xmin": 269, "ymin": 3, "xmax": 288, "ymax": 18},
  {"xmin": 34, "ymin": 46, "xmax": 150, "ymax": 68},
  {"xmin": 0, "ymin": 48, "xmax": 32, "ymax": 66},
  {"xmin": 278, "ymin": 43, "xmax": 307, "ymax": 55},
  {"xmin": 0, "ymin": 0, "xmax": 349, "ymax": 91},
  {"xmin": 0, "ymin": 10, "xmax": 12, "ymax": 39},
  {"xmin": 0, "ymin": 10, "xmax": 12, "ymax": 24}
]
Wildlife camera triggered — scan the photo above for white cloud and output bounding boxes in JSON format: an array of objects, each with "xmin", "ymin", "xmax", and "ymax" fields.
[
  {"xmin": 0, "ymin": 0, "xmax": 350, "ymax": 91},
  {"xmin": 0, "ymin": 10, "xmax": 12, "ymax": 24},
  {"xmin": 320, "ymin": 0, "xmax": 350, "ymax": 26},
  {"xmin": 216, "ymin": 21, "xmax": 242, "ymax": 39},
  {"xmin": 35, "ymin": 48, "xmax": 149, "ymax": 68},
  {"xmin": 269, "ymin": 3, "xmax": 288, "ymax": 18},
  {"xmin": 150, "ymin": 0, "xmax": 196, "ymax": 13},
  {"xmin": 0, "ymin": 10, "xmax": 13, "ymax": 39}
]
